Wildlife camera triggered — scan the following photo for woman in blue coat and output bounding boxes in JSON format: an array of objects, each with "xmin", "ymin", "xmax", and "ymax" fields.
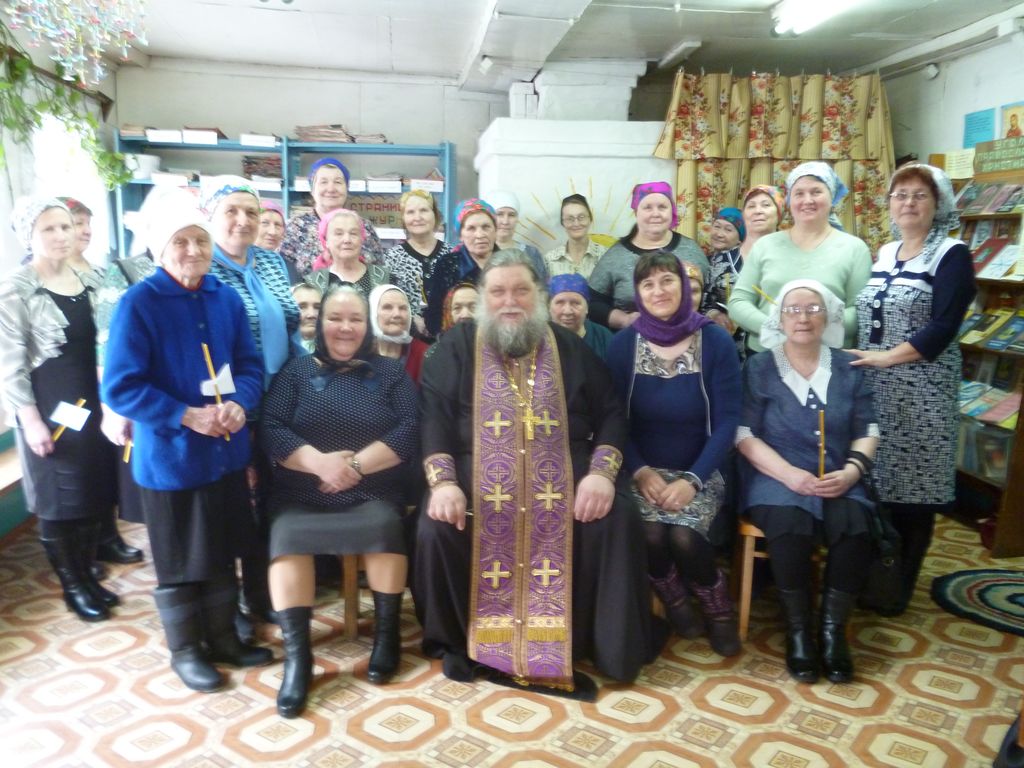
[{"xmin": 737, "ymin": 279, "xmax": 879, "ymax": 684}]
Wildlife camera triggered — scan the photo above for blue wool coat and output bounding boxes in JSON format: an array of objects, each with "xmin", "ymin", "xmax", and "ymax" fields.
[{"xmin": 102, "ymin": 268, "xmax": 263, "ymax": 491}]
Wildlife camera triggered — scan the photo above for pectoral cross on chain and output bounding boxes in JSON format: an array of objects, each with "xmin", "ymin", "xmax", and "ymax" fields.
[{"xmin": 521, "ymin": 408, "xmax": 539, "ymax": 441}]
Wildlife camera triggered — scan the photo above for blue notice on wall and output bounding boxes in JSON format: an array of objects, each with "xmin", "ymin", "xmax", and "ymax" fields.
[{"xmin": 964, "ymin": 109, "xmax": 996, "ymax": 148}]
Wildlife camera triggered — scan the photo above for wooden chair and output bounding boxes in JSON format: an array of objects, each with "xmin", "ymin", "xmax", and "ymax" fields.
[
  {"xmin": 340, "ymin": 554, "xmax": 362, "ymax": 640},
  {"xmin": 731, "ymin": 517, "xmax": 821, "ymax": 641}
]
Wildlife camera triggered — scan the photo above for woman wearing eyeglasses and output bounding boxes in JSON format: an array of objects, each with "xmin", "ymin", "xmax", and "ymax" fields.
[
  {"xmin": 848, "ymin": 165, "xmax": 975, "ymax": 616},
  {"xmin": 728, "ymin": 163, "xmax": 872, "ymax": 354},
  {"xmin": 543, "ymin": 194, "xmax": 606, "ymax": 280},
  {"xmin": 737, "ymin": 279, "xmax": 879, "ymax": 683}
]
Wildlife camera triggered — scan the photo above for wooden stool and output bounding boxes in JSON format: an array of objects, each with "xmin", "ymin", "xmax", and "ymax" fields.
[
  {"xmin": 340, "ymin": 554, "xmax": 362, "ymax": 640},
  {"xmin": 731, "ymin": 517, "xmax": 821, "ymax": 641}
]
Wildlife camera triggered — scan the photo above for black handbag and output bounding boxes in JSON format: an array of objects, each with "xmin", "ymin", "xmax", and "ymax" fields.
[{"xmin": 857, "ymin": 469, "xmax": 905, "ymax": 616}]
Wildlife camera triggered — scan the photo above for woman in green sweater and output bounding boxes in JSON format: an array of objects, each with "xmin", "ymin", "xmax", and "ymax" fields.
[{"xmin": 728, "ymin": 163, "xmax": 872, "ymax": 353}]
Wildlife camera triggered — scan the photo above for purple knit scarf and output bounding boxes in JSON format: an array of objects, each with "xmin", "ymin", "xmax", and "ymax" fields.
[{"xmin": 633, "ymin": 271, "xmax": 712, "ymax": 345}]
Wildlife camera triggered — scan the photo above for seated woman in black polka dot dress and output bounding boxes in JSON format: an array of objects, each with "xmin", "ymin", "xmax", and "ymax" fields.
[{"xmin": 260, "ymin": 285, "xmax": 419, "ymax": 718}]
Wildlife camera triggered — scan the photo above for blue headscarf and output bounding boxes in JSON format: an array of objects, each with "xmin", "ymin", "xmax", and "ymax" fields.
[
  {"xmin": 548, "ymin": 272, "xmax": 590, "ymax": 301},
  {"xmin": 309, "ymin": 158, "xmax": 351, "ymax": 186},
  {"xmin": 714, "ymin": 207, "xmax": 746, "ymax": 242}
]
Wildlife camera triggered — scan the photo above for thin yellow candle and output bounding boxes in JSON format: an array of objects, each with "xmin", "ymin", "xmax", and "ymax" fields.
[
  {"xmin": 201, "ymin": 343, "xmax": 231, "ymax": 443},
  {"xmin": 752, "ymin": 284, "xmax": 776, "ymax": 305},
  {"xmin": 52, "ymin": 398, "xmax": 86, "ymax": 442},
  {"xmin": 725, "ymin": 272, "xmax": 732, "ymax": 304},
  {"xmin": 818, "ymin": 409, "xmax": 826, "ymax": 478},
  {"xmin": 123, "ymin": 439, "xmax": 133, "ymax": 464}
]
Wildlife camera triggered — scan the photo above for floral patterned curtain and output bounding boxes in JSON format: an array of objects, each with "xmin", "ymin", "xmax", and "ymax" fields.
[{"xmin": 654, "ymin": 71, "xmax": 895, "ymax": 257}]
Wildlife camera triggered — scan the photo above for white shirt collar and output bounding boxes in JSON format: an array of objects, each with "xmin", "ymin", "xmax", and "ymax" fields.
[{"xmin": 772, "ymin": 345, "xmax": 831, "ymax": 406}]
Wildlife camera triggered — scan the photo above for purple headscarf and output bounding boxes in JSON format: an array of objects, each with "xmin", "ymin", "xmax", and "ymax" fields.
[
  {"xmin": 633, "ymin": 261, "xmax": 711, "ymax": 346},
  {"xmin": 631, "ymin": 181, "xmax": 679, "ymax": 229}
]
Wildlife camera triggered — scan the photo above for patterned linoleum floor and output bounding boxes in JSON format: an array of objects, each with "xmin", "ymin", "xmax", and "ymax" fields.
[{"xmin": 1, "ymin": 515, "xmax": 1022, "ymax": 768}]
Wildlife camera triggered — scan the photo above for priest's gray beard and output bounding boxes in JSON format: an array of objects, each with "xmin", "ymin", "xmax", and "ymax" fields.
[{"xmin": 478, "ymin": 300, "xmax": 549, "ymax": 359}]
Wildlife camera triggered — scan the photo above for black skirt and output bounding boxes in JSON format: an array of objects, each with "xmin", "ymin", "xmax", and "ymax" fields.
[
  {"xmin": 139, "ymin": 470, "xmax": 256, "ymax": 583},
  {"xmin": 269, "ymin": 498, "xmax": 405, "ymax": 559},
  {"xmin": 748, "ymin": 497, "xmax": 872, "ymax": 547}
]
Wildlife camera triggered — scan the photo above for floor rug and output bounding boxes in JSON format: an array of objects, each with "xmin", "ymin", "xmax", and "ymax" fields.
[{"xmin": 932, "ymin": 568, "xmax": 1024, "ymax": 637}]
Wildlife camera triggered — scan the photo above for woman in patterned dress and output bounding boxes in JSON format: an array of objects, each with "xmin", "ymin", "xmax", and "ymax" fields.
[
  {"xmin": 605, "ymin": 250, "xmax": 742, "ymax": 657},
  {"xmin": 850, "ymin": 164, "xmax": 976, "ymax": 615},
  {"xmin": 305, "ymin": 209, "xmax": 391, "ymax": 297}
]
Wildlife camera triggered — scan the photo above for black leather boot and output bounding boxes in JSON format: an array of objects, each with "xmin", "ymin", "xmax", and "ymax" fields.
[
  {"xmin": 77, "ymin": 519, "xmax": 120, "ymax": 608},
  {"xmin": 276, "ymin": 607, "xmax": 313, "ymax": 718},
  {"xmin": 777, "ymin": 588, "xmax": 818, "ymax": 683},
  {"xmin": 97, "ymin": 509, "xmax": 144, "ymax": 563},
  {"xmin": 689, "ymin": 569, "xmax": 741, "ymax": 657},
  {"xmin": 649, "ymin": 565, "xmax": 703, "ymax": 639},
  {"xmin": 239, "ymin": 552, "xmax": 279, "ymax": 625},
  {"xmin": 367, "ymin": 591, "xmax": 403, "ymax": 684},
  {"xmin": 819, "ymin": 588, "xmax": 857, "ymax": 683},
  {"xmin": 200, "ymin": 576, "xmax": 274, "ymax": 668},
  {"xmin": 154, "ymin": 584, "xmax": 223, "ymax": 692},
  {"xmin": 40, "ymin": 532, "xmax": 109, "ymax": 622}
]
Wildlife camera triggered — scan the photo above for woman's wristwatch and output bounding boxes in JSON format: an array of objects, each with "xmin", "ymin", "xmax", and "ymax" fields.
[
  {"xmin": 349, "ymin": 457, "xmax": 364, "ymax": 477},
  {"xmin": 680, "ymin": 471, "xmax": 703, "ymax": 493}
]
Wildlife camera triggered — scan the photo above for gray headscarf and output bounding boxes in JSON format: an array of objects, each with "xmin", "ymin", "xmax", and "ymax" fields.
[
  {"xmin": 785, "ymin": 161, "xmax": 848, "ymax": 231},
  {"xmin": 888, "ymin": 163, "xmax": 959, "ymax": 267},
  {"xmin": 11, "ymin": 196, "xmax": 71, "ymax": 257}
]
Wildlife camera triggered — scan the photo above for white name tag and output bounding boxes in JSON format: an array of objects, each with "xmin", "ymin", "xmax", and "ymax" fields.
[
  {"xmin": 200, "ymin": 363, "xmax": 237, "ymax": 397},
  {"xmin": 50, "ymin": 401, "xmax": 91, "ymax": 431}
]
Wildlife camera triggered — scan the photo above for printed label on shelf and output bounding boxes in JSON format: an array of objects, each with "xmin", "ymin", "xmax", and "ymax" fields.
[
  {"xmin": 181, "ymin": 129, "xmax": 220, "ymax": 145},
  {"xmin": 348, "ymin": 179, "xmax": 367, "ymax": 192},
  {"xmin": 410, "ymin": 179, "xmax": 444, "ymax": 192},
  {"xmin": 367, "ymin": 180, "xmax": 402, "ymax": 194},
  {"xmin": 145, "ymin": 129, "xmax": 183, "ymax": 143},
  {"xmin": 150, "ymin": 172, "xmax": 191, "ymax": 187},
  {"xmin": 240, "ymin": 133, "xmax": 279, "ymax": 147},
  {"xmin": 293, "ymin": 178, "xmax": 311, "ymax": 192}
]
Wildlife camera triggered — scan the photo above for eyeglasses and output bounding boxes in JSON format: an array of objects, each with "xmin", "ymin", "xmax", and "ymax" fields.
[
  {"xmin": 562, "ymin": 215, "xmax": 590, "ymax": 225},
  {"xmin": 889, "ymin": 191, "xmax": 931, "ymax": 202},
  {"xmin": 780, "ymin": 305, "xmax": 825, "ymax": 316}
]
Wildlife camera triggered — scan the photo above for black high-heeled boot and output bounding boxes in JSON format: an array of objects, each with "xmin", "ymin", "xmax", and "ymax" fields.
[
  {"xmin": 154, "ymin": 583, "xmax": 223, "ymax": 692},
  {"xmin": 819, "ymin": 588, "xmax": 857, "ymax": 683},
  {"xmin": 77, "ymin": 519, "xmax": 120, "ymax": 608},
  {"xmin": 40, "ymin": 532, "xmax": 109, "ymax": 622},
  {"xmin": 649, "ymin": 565, "xmax": 703, "ymax": 639},
  {"xmin": 777, "ymin": 588, "xmax": 818, "ymax": 683},
  {"xmin": 96, "ymin": 509, "xmax": 144, "ymax": 564},
  {"xmin": 200, "ymin": 576, "xmax": 274, "ymax": 668},
  {"xmin": 689, "ymin": 569, "xmax": 741, "ymax": 657},
  {"xmin": 367, "ymin": 591, "xmax": 403, "ymax": 684},
  {"xmin": 276, "ymin": 607, "xmax": 313, "ymax": 718}
]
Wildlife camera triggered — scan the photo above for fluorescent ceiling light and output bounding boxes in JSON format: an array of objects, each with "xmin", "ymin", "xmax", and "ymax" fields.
[{"xmin": 773, "ymin": 0, "xmax": 857, "ymax": 36}]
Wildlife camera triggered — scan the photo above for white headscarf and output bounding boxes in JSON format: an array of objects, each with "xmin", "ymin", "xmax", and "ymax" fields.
[
  {"xmin": 785, "ymin": 161, "xmax": 849, "ymax": 230},
  {"xmin": 368, "ymin": 284, "xmax": 413, "ymax": 345},
  {"xmin": 759, "ymin": 279, "xmax": 845, "ymax": 350},
  {"xmin": 888, "ymin": 164, "xmax": 960, "ymax": 266}
]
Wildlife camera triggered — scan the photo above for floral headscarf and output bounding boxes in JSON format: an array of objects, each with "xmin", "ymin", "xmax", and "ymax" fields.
[
  {"xmin": 441, "ymin": 281, "xmax": 477, "ymax": 333},
  {"xmin": 759, "ymin": 279, "xmax": 845, "ymax": 350},
  {"xmin": 785, "ymin": 162, "xmax": 848, "ymax": 230},
  {"xmin": 199, "ymin": 174, "xmax": 259, "ymax": 217},
  {"xmin": 743, "ymin": 185, "xmax": 785, "ymax": 222},
  {"xmin": 714, "ymin": 207, "xmax": 746, "ymax": 242},
  {"xmin": 260, "ymin": 200, "xmax": 285, "ymax": 221},
  {"xmin": 888, "ymin": 164, "xmax": 959, "ymax": 267},
  {"xmin": 11, "ymin": 196, "xmax": 70, "ymax": 255},
  {"xmin": 312, "ymin": 208, "xmax": 366, "ymax": 271},
  {"xmin": 454, "ymin": 198, "xmax": 496, "ymax": 234},
  {"xmin": 631, "ymin": 181, "xmax": 679, "ymax": 229}
]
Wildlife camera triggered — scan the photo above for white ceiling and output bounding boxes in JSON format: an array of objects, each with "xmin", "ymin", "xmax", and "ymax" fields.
[{"xmin": 134, "ymin": 0, "xmax": 1022, "ymax": 89}]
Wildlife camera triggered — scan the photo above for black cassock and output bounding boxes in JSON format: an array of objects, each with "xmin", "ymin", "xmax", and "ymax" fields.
[{"xmin": 412, "ymin": 321, "xmax": 656, "ymax": 683}]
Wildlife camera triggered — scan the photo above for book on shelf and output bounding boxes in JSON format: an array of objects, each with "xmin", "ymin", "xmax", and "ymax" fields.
[
  {"xmin": 983, "ymin": 310, "xmax": 1024, "ymax": 349},
  {"xmin": 240, "ymin": 133, "xmax": 280, "ymax": 148},
  {"xmin": 145, "ymin": 128, "xmax": 183, "ymax": 144},
  {"xmin": 978, "ymin": 391, "xmax": 1023, "ymax": 424},
  {"xmin": 957, "ymin": 417, "xmax": 982, "ymax": 473},
  {"xmin": 961, "ymin": 309, "xmax": 1014, "ymax": 345},
  {"xmin": 1006, "ymin": 327, "xmax": 1024, "ymax": 354},
  {"xmin": 963, "ymin": 184, "xmax": 1002, "ymax": 216},
  {"xmin": 998, "ymin": 411, "xmax": 1020, "ymax": 430},
  {"xmin": 996, "ymin": 185, "xmax": 1024, "ymax": 213},
  {"xmin": 961, "ymin": 388, "xmax": 1010, "ymax": 418},
  {"xmin": 977, "ymin": 244, "xmax": 1020, "ymax": 279},
  {"xmin": 182, "ymin": 127, "xmax": 227, "ymax": 145},
  {"xmin": 959, "ymin": 379, "xmax": 991, "ymax": 407},
  {"xmin": 119, "ymin": 123, "xmax": 149, "ymax": 138},
  {"xmin": 991, "ymin": 355, "xmax": 1024, "ymax": 391},
  {"xmin": 971, "ymin": 238, "xmax": 1011, "ymax": 274},
  {"xmin": 958, "ymin": 311, "xmax": 986, "ymax": 339},
  {"xmin": 976, "ymin": 425, "xmax": 1013, "ymax": 483},
  {"xmin": 982, "ymin": 183, "xmax": 1020, "ymax": 214},
  {"xmin": 968, "ymin": 220, "xmax": 994, "ymax": 250},
  {"xmin": 956, "ymin": 181, "xmax": 982, "ymax": 211}
]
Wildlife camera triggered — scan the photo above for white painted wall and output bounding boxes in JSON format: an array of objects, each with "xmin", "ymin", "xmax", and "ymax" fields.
[
  {"xmin": 886, "ymin": 38, "xmax": 1024, "ymax": 160},
  {"xmin": 112, "ymin": 58, "xmax": 509, "ymax": 206}
]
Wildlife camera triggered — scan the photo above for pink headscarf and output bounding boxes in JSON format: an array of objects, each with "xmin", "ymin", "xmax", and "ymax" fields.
[
  {"xmin": 312, "ymin": 208, "xmax": 365, "ymax": 270},
  {"xmin": 631, "ymin": 181, "xmax": 679, "ymax": 229}
]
